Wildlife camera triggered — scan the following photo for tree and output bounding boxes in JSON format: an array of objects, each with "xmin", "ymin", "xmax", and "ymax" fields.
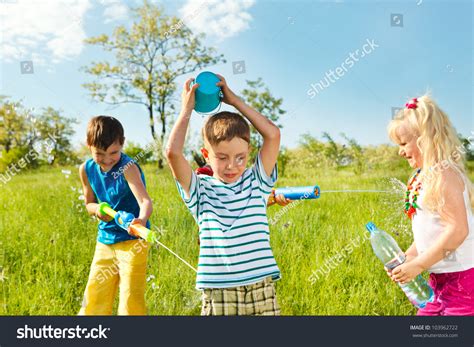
[
  {"xmin": 341, "ymin": 133, "xmax": 365, "ymax": 174},
  {"xmin": 0, "ymin": 98, "xmax": 38, "ymax": 171},
  {"xmin": 0, "ymin": 99, "xmax": 77, "ymax": 169},
  {"xmin": 321, "ymin": 132, "xmax": 350, "ymax": 168},
  {"xmin": 277, "ymin": 146, "xmax": 290, "ymax": 177},
  {"xmin": 124, "ymin": 141, "xmax": 153, "ymax": 165},
  {"xmin": 299, "ymin": 133, "xmax": 329, "ymax": 169},
  {"xmin": 458, "ymin": 133, "xmax": 474, "ymax": 161},
  {"xmin": 34, "ymin": 107, "xmax": 77, "ymax": 165},
  {"xmin": 0, "ymin": 97, "xmax": 30, "ymax": 153},
  {"xmin": 81, "ymin": 1, "xmax": 225, "ymax": 168},
  {"xmin": 240, "ymin": 78, "xmax": 285, "ymax": 158}
]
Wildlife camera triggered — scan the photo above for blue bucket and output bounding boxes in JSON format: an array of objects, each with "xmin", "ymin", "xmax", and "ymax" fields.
[{"xmin": 193, "ymin": 71, "xmax": 222, "ymax": 114}]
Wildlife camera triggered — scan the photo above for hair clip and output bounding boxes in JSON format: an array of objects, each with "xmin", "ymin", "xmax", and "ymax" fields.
[{"xmin": 405, "ymin": 98, "xmax": 418, "ymax": 109}]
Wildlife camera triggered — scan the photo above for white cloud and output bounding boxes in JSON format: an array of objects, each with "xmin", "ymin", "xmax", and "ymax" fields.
[
  {"xmin": 0, "ymin": 0, "xmax": 91, "ymax": 64},
  {"xmin": 179, "ymin": 0, "xmax": 255, "ymax": 41},
  {"xmin": 99, "ymin": 0, "xmax": 129, "ymax": 23}
]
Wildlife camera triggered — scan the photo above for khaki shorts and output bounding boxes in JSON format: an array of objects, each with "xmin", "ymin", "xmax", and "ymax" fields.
[{"xmin": 201, "ymin": 277, "xmax": 280, "ymax": 316}]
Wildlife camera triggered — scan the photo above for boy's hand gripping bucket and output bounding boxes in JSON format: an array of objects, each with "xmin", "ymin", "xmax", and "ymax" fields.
[{"xmin": 192, "ymin": 71, "xmax": 223, "ymax": 114}]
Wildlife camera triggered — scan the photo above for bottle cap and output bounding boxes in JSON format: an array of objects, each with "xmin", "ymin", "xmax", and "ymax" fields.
[{"xmin": 365, "ymin": 222, "xmax": 377, "ymax": 234}]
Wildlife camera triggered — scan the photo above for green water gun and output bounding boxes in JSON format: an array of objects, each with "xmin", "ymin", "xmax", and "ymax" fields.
[
  {"xmin": 98, "ymin": 202, "xmax": 157, "ymax": 243},
  {"xmin": 97, "ymin": 202, "xmax": 197, "ymax": 272}
]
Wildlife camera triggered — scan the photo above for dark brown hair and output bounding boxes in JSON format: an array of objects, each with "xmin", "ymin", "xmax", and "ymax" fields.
[
  {"xmin": 202, "ymin": 112, "xmax": 250, "ymax": 146},
  {"xmin": 86, "ymin": 116, "xmax": 125, "ymax": 150}
]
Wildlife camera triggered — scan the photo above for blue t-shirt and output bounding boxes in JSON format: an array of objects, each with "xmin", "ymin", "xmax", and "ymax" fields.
[{"xmin": 85, "ymin": 153, "xmax": 150, "ymax": 245}]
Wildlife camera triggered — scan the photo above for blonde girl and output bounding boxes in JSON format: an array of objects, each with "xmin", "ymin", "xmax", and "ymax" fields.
[{"xmin": 387, "ymin": 95, "xmax": 474, "ymax": 316}]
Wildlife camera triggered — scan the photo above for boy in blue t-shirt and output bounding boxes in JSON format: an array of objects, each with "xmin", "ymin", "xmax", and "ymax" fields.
[{"xmin": 78, "ymin": 116, "xmax": 153, "ymax": 315}]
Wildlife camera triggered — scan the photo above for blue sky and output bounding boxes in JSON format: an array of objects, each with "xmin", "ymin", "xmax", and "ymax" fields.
[{"xmin": 1, "ymin": 0, "xmax": 472, "ymax": 150}]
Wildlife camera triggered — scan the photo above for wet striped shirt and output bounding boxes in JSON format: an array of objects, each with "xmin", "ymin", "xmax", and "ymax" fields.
[{"xmin": 176, "ymin": 153, "xmax": 281, "ymax": 289}]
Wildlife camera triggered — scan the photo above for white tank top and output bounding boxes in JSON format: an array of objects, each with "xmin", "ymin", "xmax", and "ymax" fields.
[{"xmin": 412, "ymin": 174, "xmax": 474, "ymax": 273}]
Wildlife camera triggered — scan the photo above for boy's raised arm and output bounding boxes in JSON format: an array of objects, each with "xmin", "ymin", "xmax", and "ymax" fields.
[
  {"xmin": 165, "ymin": 78, "xmax": 199, "ymax": 198},
  {"xmin": 216, "ymin": 74, "xmax": 280, "ymax": 177}
]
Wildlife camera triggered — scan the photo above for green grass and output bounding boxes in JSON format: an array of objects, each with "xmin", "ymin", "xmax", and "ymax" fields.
[{"xmin": 0, "ymin": 164, "xmax": 472, "ymax": 315}]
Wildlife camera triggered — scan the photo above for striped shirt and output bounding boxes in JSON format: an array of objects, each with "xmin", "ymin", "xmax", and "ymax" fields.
[{"xmin": 176, "ymin": 153, "xmax": 281, "ymax": 289}]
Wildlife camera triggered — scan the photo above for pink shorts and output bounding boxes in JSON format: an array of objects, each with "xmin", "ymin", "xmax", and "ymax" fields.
[{"xmin": 417, "ymin": 267, "xmax": 474, "ymax": 316}]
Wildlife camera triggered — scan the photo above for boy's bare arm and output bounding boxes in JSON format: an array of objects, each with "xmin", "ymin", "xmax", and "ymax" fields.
[
  {"xmin": 124, "ymin": 163, "xmax": 153, "ymax": 226},
  {"xmin": 165, "ymin": 78, "xmax": 199, "ymax": 198},
  {"xmin": 79, "ymin": 163, "xmax": 112, "ymax": 222},
  {"xmin": 216, "ymin": 74, "xmax": 280, "ymax": 176},
  {"xmin": 234, "ymin": 98, "xmax": 280, "ymax": 176}
]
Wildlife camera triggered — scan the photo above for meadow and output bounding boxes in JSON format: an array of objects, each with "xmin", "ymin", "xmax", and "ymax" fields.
[{"xmin": 1, "ymin": 163, "xmax": 472, "ymax": 315}]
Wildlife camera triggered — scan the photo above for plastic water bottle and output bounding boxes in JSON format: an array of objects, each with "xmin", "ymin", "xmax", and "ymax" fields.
[{"xmin": 365, "ymin": 222, "xmax": 434, "ymax": 308}]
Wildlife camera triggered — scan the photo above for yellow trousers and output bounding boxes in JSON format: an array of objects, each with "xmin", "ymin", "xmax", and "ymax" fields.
[{"xmin": 78, "ymin": 239, "xmax": 149, "ymax": 315}]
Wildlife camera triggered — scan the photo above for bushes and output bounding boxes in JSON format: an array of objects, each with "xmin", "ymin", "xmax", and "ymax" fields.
[
  {"xmin": 124, "ymin": 141, "xmax": 154, "ymax": 165},
  {"xmin": 280, "ymin": 133, "xmax": 407, "ymax": 178},
  {"xmin": 0, "ymin": 147, "xmax": 39, "ymax": 173}
]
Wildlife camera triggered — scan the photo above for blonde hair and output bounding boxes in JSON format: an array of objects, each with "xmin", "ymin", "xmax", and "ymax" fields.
[{"xmin": 388, "ymin": 94, "xmax": 474, "ymax": 211}]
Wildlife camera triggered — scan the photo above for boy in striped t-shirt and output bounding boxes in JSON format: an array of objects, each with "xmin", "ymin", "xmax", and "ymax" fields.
[{"xmin": 166, "ymin": 74, "xmax": 282, "ymax": 315}]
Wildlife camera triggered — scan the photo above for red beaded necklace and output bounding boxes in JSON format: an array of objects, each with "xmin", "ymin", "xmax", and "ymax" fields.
[{"xmin": 404, "ymin": 169, "xmax": 422, "ymax": 219}]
